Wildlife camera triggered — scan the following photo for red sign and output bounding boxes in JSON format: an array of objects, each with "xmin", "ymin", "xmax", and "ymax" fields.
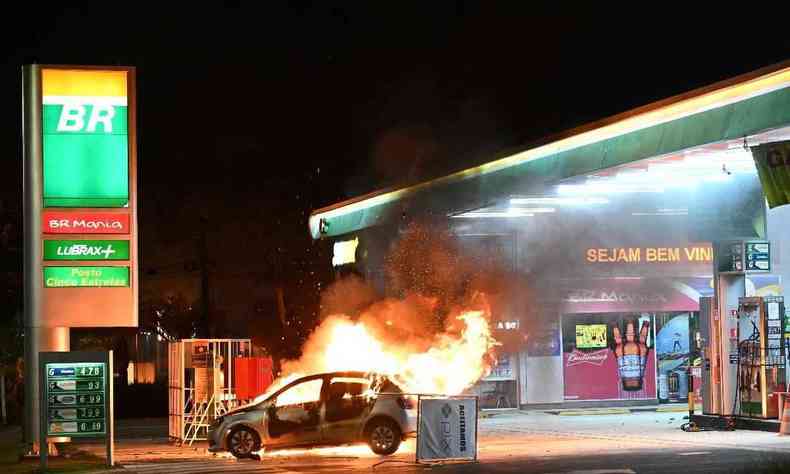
[
  {"xmin": 42, "ymin": 211, "xmax": 129, "ymax": 234},
  {"xmin": 564, "ymin": 349, "xmax": 656, "ymax": 401},
  {"xmin": 561, "ymin": 278, "xmax": 700, "ymax": 314},
  {"xmin": 566, "ymin": 349, "xmax": 609, "ymax": 367}
]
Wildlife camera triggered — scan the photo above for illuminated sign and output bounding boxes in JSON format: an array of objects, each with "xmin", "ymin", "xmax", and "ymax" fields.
[
  {"xmin": 745, "ymin": 242, "xmax": 770, "ymax": 271},
  {"xmin": 44, "ymin": 240, "xmax": 129, "ymax": 261},
  {"xmin": 576, "ymin": 324, "xmax": 608, "ymax": 349},
  {"xmin": 44, "ymin": 267, "xmax": 129, "ymax": 288},
  {"xmin": 45, "ymin": 362, "xmax": 107, "ymax": 436},
  {"xmin": 496, "ymin": 320, "xmax": 520, "ymax": 330},
  {"xmin": 332, "ymin": 237, "xmax": 359, "ymax": 266},
  {"xmin": 43, "ymin": 211, "xmax": 129, "ymax": 234},
  {"xmin": 42, "ymin": 69, "xmax": 129, "ymax": 207},
  {"xmin": 25, "ymin": 65, "xmax": 138, "ymax": 328},
  {"xmin": 585, "ymin": 244, "xmax": 713, "ymax": 264},
  {"xmin": 719, "ymin": 241, "xmax": 771, "ymax": 273}
]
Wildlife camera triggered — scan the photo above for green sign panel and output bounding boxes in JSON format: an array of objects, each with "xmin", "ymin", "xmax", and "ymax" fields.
[
  {"xmin": 44, "ymin": 240, "xmax": 129, "ymax": 261},
  {"xmin": 752, "ymin": 141, "xmax": 790, "ymax": 209},
  {"xmin": 45, "ymin": 362, "xmax": 107, "ymax": 437},
  {"xmin": 745, "ymin": 242, "xmax": 771, "ymax": 272},
  {"xmin": 42, "ymin": 69, "xmax": 129, "ymax": 208},
  {"xmin": 44, "ymin": 266, "xmax": 129, "ymax": 288}
]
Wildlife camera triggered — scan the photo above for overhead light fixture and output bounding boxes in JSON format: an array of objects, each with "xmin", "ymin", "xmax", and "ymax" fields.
[
  {"xmin": 450, "ymin": 209, "xmax": 535, "ymax": 218},
  {"xmin": 558, "ymin": 183, "xmax": 665, "ymax": 194},
  {"xmin": 507, "ymin": 207, "xmax": 555, "ymax": 213},
  {"xmin": 510, "ymin": 196, "xmax": 609, "ymax": 205},
  {"xmin": 631, "ymin": 208, "xmax": 689, "ymax": 216}
]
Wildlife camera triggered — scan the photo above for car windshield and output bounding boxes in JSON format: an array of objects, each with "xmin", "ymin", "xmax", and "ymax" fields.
[
  {"xmin": 244, "ymin": 372, "xmax": 397, "ymax": 409},
  {"xmin": 248, "ymin": 374, "xmax": 304, "ymax": 406}
]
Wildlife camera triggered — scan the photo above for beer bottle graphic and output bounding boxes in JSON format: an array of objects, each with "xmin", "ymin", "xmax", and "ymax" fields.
[{"xmin": 613, "ymin": 321, "xmax": 650, "ymax": 391}]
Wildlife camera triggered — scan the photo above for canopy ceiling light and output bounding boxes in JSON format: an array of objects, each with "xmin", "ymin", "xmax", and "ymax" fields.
[{"xmin": 509, "ymin": 196, "xmax": 610, "ymax": 206}]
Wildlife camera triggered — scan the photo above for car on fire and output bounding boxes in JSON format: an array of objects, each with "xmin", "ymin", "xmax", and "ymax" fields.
[{"xmin": 208, "ymin": 371, "xmax": 417, "ymax": 458}]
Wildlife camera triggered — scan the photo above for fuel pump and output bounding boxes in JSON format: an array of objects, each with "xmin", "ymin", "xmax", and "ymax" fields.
[
  {"xmin": 735, "ymin": 296, "xmax": 785, "ymax": 419},
  {"xmin": 701, "ymin": 240, "xmax": 776, "ymax": 419}
]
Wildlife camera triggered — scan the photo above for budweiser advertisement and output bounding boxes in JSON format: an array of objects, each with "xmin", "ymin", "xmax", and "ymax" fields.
[
  {"xmin": 564, "ymin": 319, "xmax": 656, "ymax": 401},
  {"xmin": 43, "ymin": 211, "xmax": 130, "ymax": 234}
]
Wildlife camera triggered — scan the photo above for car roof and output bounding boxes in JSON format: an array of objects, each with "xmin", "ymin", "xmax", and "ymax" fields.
[{"xmin": 293, "ymin": 371, "xmax": 378, "ymax": 382}]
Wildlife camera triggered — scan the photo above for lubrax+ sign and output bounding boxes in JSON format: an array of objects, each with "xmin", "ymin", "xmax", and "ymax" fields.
[{"xmin": 44, "ymin": 240, "xmax": 129, "ymax": 261}]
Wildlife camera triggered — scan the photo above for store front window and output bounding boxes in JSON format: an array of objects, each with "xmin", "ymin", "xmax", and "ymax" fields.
[
  {"xmin": 654, "ymin": 312, "xmax": 699, "ymax": 403},
  {"xmin": 471, "ymin": 353, "xmax": 518, "ymax": 409},
  {"xmin": 562, "ymin": 313, "xmax": 656, "ymax": 401}
]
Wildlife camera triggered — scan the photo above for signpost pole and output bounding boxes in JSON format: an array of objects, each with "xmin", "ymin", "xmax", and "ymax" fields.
[
  {"xmin": 39, "ymin": 363, "xmax": 46, "ymax": 472},
  {"xmin": 106, "ymin": 351, "xmax": 114, "ymax": 467},
  {"xmin": 1, "ymin": 371, "xmax": 6, "ymax": 425}
]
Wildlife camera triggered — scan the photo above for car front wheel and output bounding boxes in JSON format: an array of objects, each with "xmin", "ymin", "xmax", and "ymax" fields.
[
  {"xmin": 228, "ymin": 426, "xmax": 261, "ymax": 459},
  {"xmin": 367, "ymin": 419, "xmax": 401, "ymax": 455}
]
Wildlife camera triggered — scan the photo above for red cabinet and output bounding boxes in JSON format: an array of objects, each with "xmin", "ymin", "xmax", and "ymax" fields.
[{"xmin": 234, "ymin": 357, "xmax": 274, "ymax": 400}]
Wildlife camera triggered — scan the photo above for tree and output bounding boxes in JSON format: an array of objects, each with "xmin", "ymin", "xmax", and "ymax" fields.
[{"xmin": 140, "ymin": 293, "xmax": 198, "ymax": 341}]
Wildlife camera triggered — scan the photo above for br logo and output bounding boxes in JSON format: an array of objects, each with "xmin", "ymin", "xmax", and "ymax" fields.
[{"xmin": 57, "ymin": 105, "xmax": 116, "ymax": 133}]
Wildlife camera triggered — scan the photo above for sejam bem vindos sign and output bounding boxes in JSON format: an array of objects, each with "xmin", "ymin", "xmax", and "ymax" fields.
[{"xmin": 25, "ymin": 65, "xmax": 138, "ymax": 328}]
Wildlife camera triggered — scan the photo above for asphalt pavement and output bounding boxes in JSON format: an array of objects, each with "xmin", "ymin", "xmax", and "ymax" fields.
[{"xmin": 18, "ymin": 411, "xmax": 790, "ymax": 473}]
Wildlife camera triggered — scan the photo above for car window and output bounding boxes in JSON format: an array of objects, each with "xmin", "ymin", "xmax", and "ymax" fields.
[
  {"xmin": 372, "ymin": 376, "xmax": 402, "ymax": 394},
  {"xmin": 325, "ymin": 377, "xmax": 372, "ymax": 423},
  {"xmin": 274, "ymin": 378, "xmax": 323, "ymax": 407},
  {"xmin": 327, "ymin": 377, "xmax": 370, "ymax": 400}
]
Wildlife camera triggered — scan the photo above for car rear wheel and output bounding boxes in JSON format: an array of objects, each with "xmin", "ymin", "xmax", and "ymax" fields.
[
  {"xmin": 367, "ymin": 419, "xmax": 401, "ymax": 455},
  {"xmin": 228, "ymin": 426, "xmax": 261, "ymax": 459}
]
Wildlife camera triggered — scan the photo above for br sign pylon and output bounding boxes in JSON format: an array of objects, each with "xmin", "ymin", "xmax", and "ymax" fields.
[{"xmin": 23, "ymin": 64, "xmax": 138, "ymax": 451}]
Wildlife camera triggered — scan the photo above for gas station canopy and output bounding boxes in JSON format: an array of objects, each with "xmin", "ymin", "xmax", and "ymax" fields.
[{"xmin": 309, "ymin": 61, "xmax": 790, "ymax": 240}]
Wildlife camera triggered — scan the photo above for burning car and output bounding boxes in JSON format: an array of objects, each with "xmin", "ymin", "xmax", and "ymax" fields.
[{"xmin": 208, "ymin": 371, "xmax": 416, "ymax": 458}]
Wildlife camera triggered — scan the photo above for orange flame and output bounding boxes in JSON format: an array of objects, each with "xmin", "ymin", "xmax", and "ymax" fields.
[{"xmin": 279, "ymin": 309, "xmax": 498, "ymax": 396}]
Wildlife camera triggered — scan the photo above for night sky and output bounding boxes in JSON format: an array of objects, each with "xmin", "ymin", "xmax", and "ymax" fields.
[{"xmin": 1, "ymin": 6, "xmax": 789, "ymax": 349}]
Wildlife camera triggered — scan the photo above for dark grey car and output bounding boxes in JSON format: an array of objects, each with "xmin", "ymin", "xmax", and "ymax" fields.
[{"xmin": 208, "ymin": 371, "xmax": 417, "ymax": 458}]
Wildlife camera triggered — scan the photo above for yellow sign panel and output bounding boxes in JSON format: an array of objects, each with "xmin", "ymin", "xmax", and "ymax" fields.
[
  {"xmin": 42, "ymin": 69, "xmax": 127, "ymax": 98},
  {"xmin": 576, "ymin": 324, "xmax": 608, "ymax": 348},
  {"xmin": 585, "ymin": 245, "xmax": 713, "ymax": 264}
]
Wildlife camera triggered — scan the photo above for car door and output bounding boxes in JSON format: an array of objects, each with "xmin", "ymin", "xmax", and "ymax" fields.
[
  {"xmin": 321, "ymin": 376, "xmax": 374, "ymax": 444},
  {"xmin": 265, "ymin": 377, "xmax": 324, "ymax": 447}
]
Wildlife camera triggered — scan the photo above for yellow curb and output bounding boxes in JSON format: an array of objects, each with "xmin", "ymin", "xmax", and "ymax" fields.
[
  {"xmin": 656, "ymin": 405, "xmax": 695, "ymax": 413},
  {"xmin": 557, "ymin": 408, "xmax": 631, "ymax": 416}
]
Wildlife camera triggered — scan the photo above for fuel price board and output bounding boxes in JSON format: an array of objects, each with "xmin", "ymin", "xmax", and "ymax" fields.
[{"xmin": 44, "ymin": 361, "xmax": 107, "ymax": 436}]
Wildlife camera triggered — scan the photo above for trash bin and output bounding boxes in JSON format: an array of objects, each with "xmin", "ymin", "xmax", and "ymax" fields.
[
  {"xmin": 668, "ymin": 371, "xmax": 680, "ymax": 401},
  {"xmin": 658, "ymin": 373, "xmax": 669, "ymax": 402},
  {"xmin": 674, "ymin": 369, "xmax": 689, "ymax": 402}
]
